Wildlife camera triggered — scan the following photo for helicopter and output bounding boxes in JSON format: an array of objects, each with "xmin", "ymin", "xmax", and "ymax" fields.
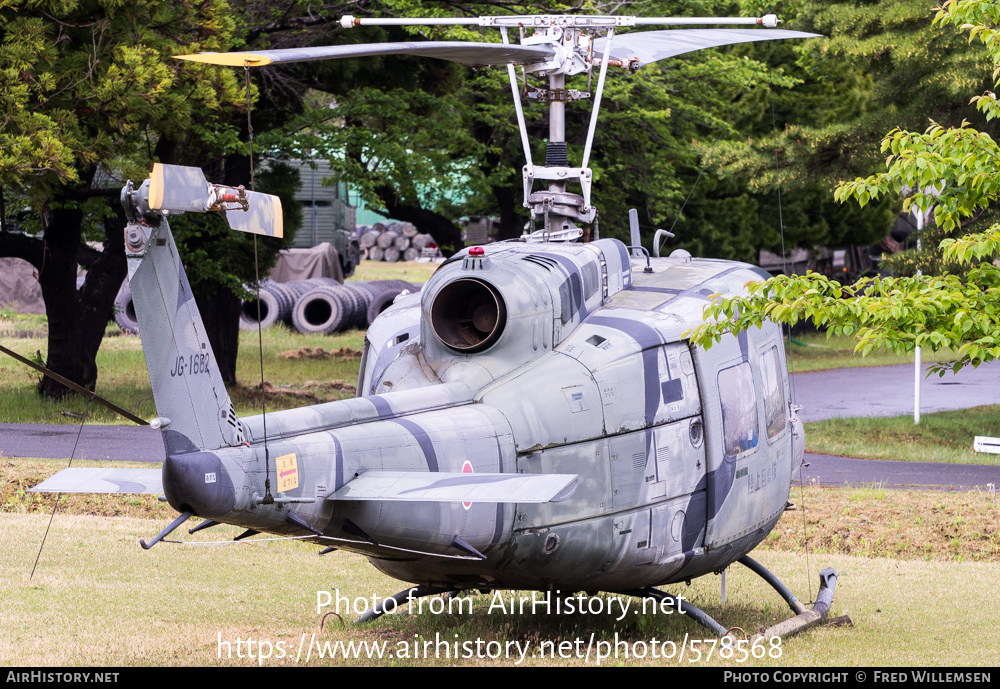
[{"xmin": 32, "ymin": 11, "xmax": 837, "ymax": 641}]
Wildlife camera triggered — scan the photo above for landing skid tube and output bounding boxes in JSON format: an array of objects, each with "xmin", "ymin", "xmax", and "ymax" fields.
[
  {"xmin": 618, "ymin": 587, "xmax": 728, "ymax": 636},
  {"xmin": 742, "ymin": 558, "xmax": 838, "ymax": 644},
  {"xmin": 622, "ymin": 558, "xmax": 838, "ymax": 640},
  {"xmin": 140, "ymin": 511, "xmax": 192, "ymax": 550},
  {"xmin": 355, "ymin": 586, "xmax": 455, "ymax": 623}
]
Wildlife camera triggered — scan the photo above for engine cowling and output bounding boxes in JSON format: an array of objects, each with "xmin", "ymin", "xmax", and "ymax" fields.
[{"xmin": 418, "ymin": 239, "xmax": 632, "ymax": 386}]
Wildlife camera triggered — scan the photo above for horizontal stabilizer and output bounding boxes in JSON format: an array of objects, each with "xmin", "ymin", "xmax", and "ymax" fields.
[
  {"xmin": 176, "ymin": 42, "xmax": 555, "ymax": 68},
  {"xmin": 29, "ymin": 468, "xmax": 163, "ymax": 495},
  {"xmin": 329, "ymin": 471, "xmax": 578, "ymax": 504}
]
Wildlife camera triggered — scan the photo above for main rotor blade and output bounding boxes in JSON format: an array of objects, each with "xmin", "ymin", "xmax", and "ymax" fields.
[
  {"xmin": 594, "ymin": 29, "xmax": 821, "ymax": 68},
  {"xmin": 176, "ymin": 41, "xmax": 555, "ymax": 67}
]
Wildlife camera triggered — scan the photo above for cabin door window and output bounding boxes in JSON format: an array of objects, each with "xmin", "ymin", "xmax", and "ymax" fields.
[
  {"xmin": 759, "ymin": 345, "xmax": 787, "ymax": 441},
  {"xmin": 717, "ymin": 363, "xmax": 759, "ymax": 459}
]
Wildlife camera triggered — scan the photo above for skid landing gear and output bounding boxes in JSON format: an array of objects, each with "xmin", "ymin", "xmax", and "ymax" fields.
[
  {"xmin": 740, "ymin": 556, "xmax": 838, "ymax": 643},
  {"xmin": 618, "ymin": 586, "xmax": 729, "ymax": 636},
  {"xmin": 359, "ymin": 559, "xmax": 837, "ymax": 641},
  {"xmin": 622, "ymin": 557, "xmax": 838, "ymax": 641},
  {"xmin": 355, "ymin": 585, "xmax": 455, "ymax": 623}
]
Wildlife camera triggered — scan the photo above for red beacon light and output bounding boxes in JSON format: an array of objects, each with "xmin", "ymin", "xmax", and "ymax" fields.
[{"xmin": 468, "ymin": 246, "xmax": 485, "ymax": 256}]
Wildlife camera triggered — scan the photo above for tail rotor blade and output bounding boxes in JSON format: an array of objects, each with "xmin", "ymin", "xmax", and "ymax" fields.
[
  {"xmin": 145, "ymin": 163, "xmax": 282, "ymax": 238},
  {"xmin": 148, "ymin": 164, "xmax": 212, "ymax": 212},
  {"xmin": 222, "ymin": 190, "xmax": 283, "ymax": 238}
]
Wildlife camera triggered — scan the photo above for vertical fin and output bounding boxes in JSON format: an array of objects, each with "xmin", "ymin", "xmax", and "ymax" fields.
[{"xmin": 126, "ymin": 213, "xmax": 244, "ymax": 453}]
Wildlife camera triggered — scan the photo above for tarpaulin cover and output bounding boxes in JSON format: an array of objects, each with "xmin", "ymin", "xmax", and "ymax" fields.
[{"xmin": 268, "ymin": 242, "xmax": 344, "ymax": 283}]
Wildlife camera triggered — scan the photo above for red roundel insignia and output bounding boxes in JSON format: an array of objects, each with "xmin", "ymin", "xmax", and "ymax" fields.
[{"xmin": 462, "ymin": 460, "xmax": 473, "ymax": 510}]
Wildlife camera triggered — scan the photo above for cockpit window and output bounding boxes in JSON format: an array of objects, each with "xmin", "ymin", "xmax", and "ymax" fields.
[
  {"xmin": 759, "ymin": 345, "xmax": 786, "ymax": 440},
  {"xmin": 582, "ymin": 261, "xmax": 599, "ymax": 300},
  {"xmin": 558, "ymin": 274, "xmax": 583, "ymax": 324},
  {"xmin": 718, "ymin": 363, "xmax": 759, "ymax": 458}
]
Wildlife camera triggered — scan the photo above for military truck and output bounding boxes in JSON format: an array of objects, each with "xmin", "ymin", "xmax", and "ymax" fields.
[{"xmin": 288, "ymin": 159, "xmax": 360, "ymax": 277}]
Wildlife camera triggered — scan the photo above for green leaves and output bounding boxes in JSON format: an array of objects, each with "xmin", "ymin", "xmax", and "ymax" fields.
[
  {"xmin": 688, "ymin": 268, "xmax": 1000, "ymax": 372},
  {"xmin": 941, "ymin": 224, "xmax": 1000, "ymax": 263},
  {"xmin": 0, "ymin": 0, "xmax": 243, "ymax": 200},
  {"xmin": 836, "ymin": 122, "xmax": 1000, "ymax": 233}
]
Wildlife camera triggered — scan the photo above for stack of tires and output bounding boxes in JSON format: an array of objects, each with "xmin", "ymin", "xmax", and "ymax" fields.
[
  {"xmin": 114, "ymin": 282, "xmax": 140, "ymax": 333},
  {"xmin": 113, "ymin": 278, "xmax": 418, "ymax": 336},
  {"xmin": 239, "ymin": 279, "xmax": 418, "ymax": 334}
]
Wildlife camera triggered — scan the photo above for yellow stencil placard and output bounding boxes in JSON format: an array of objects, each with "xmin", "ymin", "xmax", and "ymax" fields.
[{"xmin": 276, "ymin": 453, "xmax": 299, "ymax": 493}]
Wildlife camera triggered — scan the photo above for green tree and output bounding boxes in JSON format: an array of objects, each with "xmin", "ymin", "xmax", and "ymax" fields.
[
  {"xmin": 0, "ymin": 0, "xmax": 311, "ymax": 395},
  {"xmin": 703, "ymin": 0, "xmax": 1000, "ymax": 265},
  {"xmin": 688, "ymin": 0, "xmax": 1000, "ymax": 374},
  {"xmin": 251, "ymin": 0, "xmax": 578, "ymax": 251},
  {"xmin": 0, "ymin": 0, "xmax": 251, "ymax": 396}
]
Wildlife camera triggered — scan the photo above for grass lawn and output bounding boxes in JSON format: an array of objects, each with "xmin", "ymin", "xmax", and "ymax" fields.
[
  {"xmin": 2, "ymin": 480, "xmax": 996, "ymax": 666},
  {"xmin": 804, "ymin": 406, "xmax": 1000, "ymax": 465},
  {"xmin": 348, "ymin": 259, "xmax": 438, "ymax": 284},
  {"xmin": 0, "ymin": 322, "xmax": 367, "ymax": 425}
]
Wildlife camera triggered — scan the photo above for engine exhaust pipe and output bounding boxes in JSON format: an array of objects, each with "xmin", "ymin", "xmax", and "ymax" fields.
[{"xmin": 430, "ymin": 278, "xmax": 507, "ymax": 353}]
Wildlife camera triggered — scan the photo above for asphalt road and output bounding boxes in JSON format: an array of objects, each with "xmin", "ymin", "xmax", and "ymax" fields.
[
  {"xmin": 1, "ymin": 422, "xmax": 164, "ymax": 462},
  {"xmin": 2, "ymin": 362, "xmax": 998, "ymax": 489},
  {"xmin": 796, "ymin": 453, "xmax": 997, "ymax": 491},
  {"xmin": 791, "ymin": 360, "xmax": 1000, "ymax": 423}
]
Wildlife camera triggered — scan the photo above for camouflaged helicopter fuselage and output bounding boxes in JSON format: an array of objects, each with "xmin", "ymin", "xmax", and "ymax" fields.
[{"xmin": 124, "ymin": 203, "xmax": 802, "ymax": 592}]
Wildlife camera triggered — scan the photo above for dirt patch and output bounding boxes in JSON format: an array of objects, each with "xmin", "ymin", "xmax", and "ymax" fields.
[
  {"xmin": 1, "ymin": 329, "xmax": 47, "ymax": 338},
  {"xmin": 0, "ymin": 315, "xmax": 48, "ymax": 339},
  {"xmin": 258, "ymin": 381, "xmax": 322, "ymax": 401},
  {"xmin": 258, "ymin": 380, "xmax": 356, "ymax": 400},
  {"xmin": 305, "ymin": 379, "xmax": 354, "ymax": 390},
  {"xmin": 232, "ymin": 379, "xmax": 357, "ymax": 407},
  {"xmin": 759, "ymin": 485, "xmax": 1000, "ymax": 562},
  {"xmin": 280, "ymin": 347, "xmax": 362, "ymax": 360}
]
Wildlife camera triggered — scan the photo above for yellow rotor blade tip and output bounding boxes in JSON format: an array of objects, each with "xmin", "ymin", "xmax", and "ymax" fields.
[{"xmin": 174, "ymin": 52, "xmax": 272, "ymax": 67}]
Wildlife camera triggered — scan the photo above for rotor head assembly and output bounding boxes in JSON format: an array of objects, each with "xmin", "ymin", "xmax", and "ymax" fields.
[{"xmin": 174, "ymin": 13, "xmax": 817, "ymax": 241}]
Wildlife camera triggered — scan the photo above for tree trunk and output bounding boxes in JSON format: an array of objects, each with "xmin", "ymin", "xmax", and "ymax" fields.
[
  {"xmin": 32, "ymin": 197, "xmax": 126, "ymax": 398},
  {"xmin": 74, "ymin": 205, "xmax": 128, "ymax": 379},
  {"xmin": 36, "ymin": 200, "xmax": 92, "ymax": 398},
  {"xmin": 194, "ymin": 285, "xmax": 241, "ymax": 386},
  {"xmin": 493, "ymin": 184, "xmax": 524, "ymax": 241},
  {"xmin": 0, "ymin": 186, "xmax": 127, "ymax": 399}
]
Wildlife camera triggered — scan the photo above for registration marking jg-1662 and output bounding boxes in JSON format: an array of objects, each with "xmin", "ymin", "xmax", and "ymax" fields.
[{"xmin": 170, "ymin": 353, "xmax": 211, "ymax": 377}]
